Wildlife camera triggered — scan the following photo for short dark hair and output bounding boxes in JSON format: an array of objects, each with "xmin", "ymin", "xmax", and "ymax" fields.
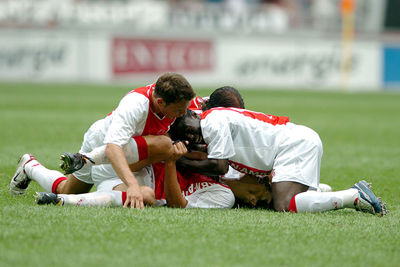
[
  {"xmin": 205, "ymin": 86, "xmax": 245, "ymax": 110},
  {"xmin": 154, "ymin": 72, "xmax": 196, "ymax": 105},
  {"xmin": 169, "ymin": 108, "xmax": 194, "ymax": 141}
]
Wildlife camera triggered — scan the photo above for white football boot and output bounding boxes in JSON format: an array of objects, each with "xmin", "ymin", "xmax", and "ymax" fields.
[{"xmin": 9, "ymin": 154, "xmax": 36, "ymax": 195}]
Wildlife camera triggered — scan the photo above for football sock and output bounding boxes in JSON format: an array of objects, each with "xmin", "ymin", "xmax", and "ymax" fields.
[
  {"xmin": 290, "ymin": 188, "xmax": 359, "ymax": 213},
  {"xmin": 83, "ymin": 146, "xmax": 108, "ymax": 166},
  {"xmin": 83, "ymin": 142, "xmax": 140, "ymax": 166},
  {"xmin": 58, "ymin": 191, "xmax": 124, "ymax": 207},
  {"xmin": 24, "ymin": 160, "xmax": 66, "ymax": 193}
]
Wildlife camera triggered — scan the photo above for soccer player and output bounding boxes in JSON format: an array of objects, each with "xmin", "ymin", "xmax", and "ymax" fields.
[
  {"xmin": 33, "ymin": 141, "xmax": 238, "ymax": 209},
  {"xmin": 10, "ymin": 72, "xmax": 196, "ymax": 209},
  {"xmin": 55, "ymin": 86, "xmax": 246, "ymax": 176},
  {"xmin": 170, "ymin": 108, "xmax": 388, "ymax": 216}
]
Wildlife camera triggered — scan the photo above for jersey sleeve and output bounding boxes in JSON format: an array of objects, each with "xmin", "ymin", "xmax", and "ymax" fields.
[
  {"xmin": 104, "ymin": 93, "xmax": 148, "ymax": 147},
  {"xmin": 201, "ymin": 113, "xmax": 236, "ymax": 160}
]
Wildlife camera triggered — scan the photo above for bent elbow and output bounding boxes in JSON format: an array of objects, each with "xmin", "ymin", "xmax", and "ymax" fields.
[{"xmin": 212, "ymin": 160, "xmax": 229, "ymax": 175}]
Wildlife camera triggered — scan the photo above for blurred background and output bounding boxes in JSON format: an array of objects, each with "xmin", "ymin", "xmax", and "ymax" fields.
[{"xmin": 0, "ymin": 0, "xmax": 399, "ymax": 92}]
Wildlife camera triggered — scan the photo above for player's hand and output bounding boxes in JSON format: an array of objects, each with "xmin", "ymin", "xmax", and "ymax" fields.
[
  {"xmin": 169, "ymin": 141, "xmax": 188, "ymax": 162},
  {"xmin": 124, "ymin": 184, "xmax": 144, "ymax": 209}
]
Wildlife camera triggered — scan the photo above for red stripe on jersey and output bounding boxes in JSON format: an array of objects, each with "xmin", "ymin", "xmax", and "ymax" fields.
[
  {"xmin": 228, "ymin": 160, "xmax": 271, "ymax": 177},
  {"xmin": 52, "ymin": 177, "xmax": 67, "ymax": 194},
  {"xmin": 136, "ymin": 84, "xmax": 175, "ymax": 135},
  {"xmin": 127, "ymin": 83, "xmax": 154, "ymax": 97},
  {"xmin": 133, "ymin": 136, "xmax": 148, "ymax": 161},
  {"xmin": 152, "ymin": 162, "xmax": 228, "ymax": 200},
  {"xmin": 201, "ymin": 107, "xmax": 289, "ymax": 125},
  {"xmin": 109, "ymin": 83, "xmax": 175, "ymax": 135},
  {"xmin": 188, "ymin": 96, "xmax": 205, "ymax": 112},
  {"xmin": 107, "ymin": 84, "xmax": 154, "ymax": 116}
]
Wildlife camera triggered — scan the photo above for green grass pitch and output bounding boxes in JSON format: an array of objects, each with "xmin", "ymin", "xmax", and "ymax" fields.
[{"xmin": 0, "ymin": 83, "xmax": 399, "ymax": 267}]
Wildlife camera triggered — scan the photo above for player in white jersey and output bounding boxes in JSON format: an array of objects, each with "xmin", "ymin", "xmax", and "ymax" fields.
[
  {"xmin": 172, "ymin": 108, "xmax": 387, "ymax": 216},
  {"xmin": 10, "ymin": 73, "xmax": 196, "ymax": 209},
  {"xmin": 18, "ymin": 86, "xmax": 271, "ymax": 209},
  {"xmin": 33, "ymin": 141, "xmax": 239, "ymax": 209}
]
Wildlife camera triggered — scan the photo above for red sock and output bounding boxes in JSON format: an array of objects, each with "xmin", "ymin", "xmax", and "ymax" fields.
[
  {"xmin": 52, "ymin": 177, "xmax": 67, "ymax": 193},
  {"xmin": 288, "ymin": 195, "xmax": 298, "ymax": 213},
  {"xmin": 121, "ymin": 191, "xmax": 127, "ymax": 204}
]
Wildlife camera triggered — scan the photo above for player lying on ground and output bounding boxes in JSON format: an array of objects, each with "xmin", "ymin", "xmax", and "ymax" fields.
[
  {"xmin": 10, "ymin": 72, "xmax": 196, "ymax": 210},
  {"xmin": 170, "ymin": 108, "xmax": 388, "ymax": 216},
  {"xmin": 39, "ymin": 85, "xmax": 329, "ymax": 207},
  {"xmin": 19, "ymin": 141, "xmax": 271, "ymax": 209},
  {"xmin": 9, "ymin": 85, "xmax": 245, "ymax": 209}
]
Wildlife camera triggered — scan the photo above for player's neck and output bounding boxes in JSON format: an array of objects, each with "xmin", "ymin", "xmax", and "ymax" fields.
[{"xmin": 150, "ymin": 94, "xmax": 164, "ymax": 118}]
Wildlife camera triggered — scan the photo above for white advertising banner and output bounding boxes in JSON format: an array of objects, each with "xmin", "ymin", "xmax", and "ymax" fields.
[
  {"xmin": 0, "ymin": 31, "xmax": 81, "ymax": 81},
  {"xmin": 207, "ymin": 38, "xmax": 381, "ymax": 91},
  {"xmin": 0, "ymin": 30, "xmax": 110, "ymax": 83},
  {"xmin": 0, "ymin": 30, "xmax": 381, "ymax": 92}
]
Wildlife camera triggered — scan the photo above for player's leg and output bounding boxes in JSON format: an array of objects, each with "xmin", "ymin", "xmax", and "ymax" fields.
[
  {"xmin": 127, "ymin": 135, "xmax": 173, "ymax": 172},
  {"xmin": 291, "ymin": 181, "xmax": 387, "ymax": 216},
  {"xmin": 56, "ymin": 174, "xmax": 93, "ymax": 194},
  {"xmin": 272, "ymin": 125, "xmax": 322, "ymax": 212},
  {"xmin": 92, "ymin": 164, "xmax": 156, "ymax": 206},
  {"xmin": 10, "ymin": 154, "xmax": 37, "ymax": 195},
  {"xmin": 10, "ymin": 153, "xmax": 92, "ymax": 195},
  {"xmin": 35, "ymin": 191, "xmax": 124, "ymax": 207},
  {"xmin": 36, "ymin": 184, "xmax": 154, "ymax": 207},
  {"xmin": 60, "ymin": 135, "xmax": 173, "ymax": 174},
  {"xmin": 272, "ymin": 181, "xmax": 309, "ymax": 211}
]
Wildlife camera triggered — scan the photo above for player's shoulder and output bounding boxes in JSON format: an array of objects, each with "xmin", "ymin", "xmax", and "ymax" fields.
[
  {"xmin": 122, "ymin": 84, "xmax": 153, "ymax": 104},
  {"xmin": 127, "ymin": 83, "xmax": 154, "ymax": 97},
  {"xmin": 200, "ymin": 107, "xmax": 240, "ymax": 120}
]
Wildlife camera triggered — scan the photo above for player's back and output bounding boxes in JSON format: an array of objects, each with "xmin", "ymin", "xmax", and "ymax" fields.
[{"xmin": 201, "ymin": 107, "xmax": 292, "ymax": 173}]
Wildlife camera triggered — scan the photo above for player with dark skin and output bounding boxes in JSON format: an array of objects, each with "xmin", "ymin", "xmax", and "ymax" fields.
[{"xmin": 169, "ymin": 109, "xmax": 307, "ymax": 212}]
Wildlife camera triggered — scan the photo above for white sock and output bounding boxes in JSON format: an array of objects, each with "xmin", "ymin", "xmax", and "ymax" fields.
[
  {"xmin": 83, "ymin": 146, "xmax": 108, "ymax": 166},
  {"xmin": 58, "ymin": 191, "xmax": 124, "ymax": 207},
  {"xmin": 25, "ymin": 160, "xmax": 66, "ymax": 193},
  {"xmin": 83, "ymin": 142, "xmax": 139, "ymax": 165},
  {"xmin": 293, "ymin": 188, "xmax": 359, "ymax": 213}
]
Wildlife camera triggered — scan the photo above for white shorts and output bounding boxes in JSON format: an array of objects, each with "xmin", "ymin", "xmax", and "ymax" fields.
[
  {"xmin": 185, "ymin": 184, "xmax": 235, "ymax": 209},
  {"xmin": 94, "ymin": 165, "xmax": 155, "ymax": 192},
  {"xmin": 272, "ymin": 125, "xmax": 323, "ymax": 190},
  {"xmin": 73, "ymin": 119, "xmax": 141, "ymax": 185},
  {"xmin": 73, "ymin": 120, "xmax": 106, "ymax": 184}
]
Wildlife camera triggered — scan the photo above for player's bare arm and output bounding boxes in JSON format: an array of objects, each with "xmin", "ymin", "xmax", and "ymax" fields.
[
  {"xmin": 105, "ymin": 143, "xmax": 144, "ymax": 209},
  {"xmin": 176, "ymin": 157, "xmax": 229, "ymax": 176},
  {"xmin": 164, "ymin": 141, "xmax": 189, "ymax": 208}
]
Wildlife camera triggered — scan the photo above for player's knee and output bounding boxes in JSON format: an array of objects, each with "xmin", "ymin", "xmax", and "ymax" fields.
[
  {"xmin": 141, "ymin": 186, "xmax": 155, "ymax": 206},
  {"xmin": 272, "ymin": 196, "xmax": 291, "ymax": 212}
]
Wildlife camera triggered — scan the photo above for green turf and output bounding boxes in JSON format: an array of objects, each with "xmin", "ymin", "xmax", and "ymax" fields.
[{"xmin": 1, "ymin": 83, "xmax": 399, "ymax": 267}]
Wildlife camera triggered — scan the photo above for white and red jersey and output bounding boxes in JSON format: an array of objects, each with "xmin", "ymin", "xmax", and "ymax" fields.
[
  {"xmin": 188, "ymin": 96, "xmax": 208, "ymax": 115},
  {"xmin": 152, "ymin": 162, "xmax": 231, "ymax": 206},
  {"xmin": 200, "ymin": 107, "xmax": 292, "ymax": 176},
  {"xmin": 103, "ymin": 83, "xmax": 175, "ymax": 147}
]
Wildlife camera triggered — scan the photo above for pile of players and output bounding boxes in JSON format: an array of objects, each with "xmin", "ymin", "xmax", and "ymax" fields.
[{"xmin": 9, "ymin": 72, "xmax": 387, "ymax": 216}]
